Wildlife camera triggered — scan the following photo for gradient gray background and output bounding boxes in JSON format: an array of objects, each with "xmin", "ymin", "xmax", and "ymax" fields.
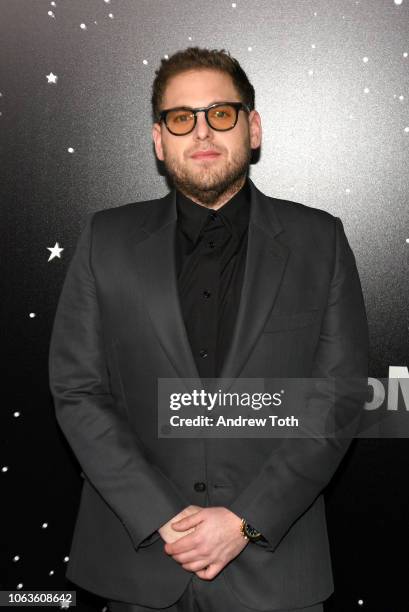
[{"xmin": 2, "ymin": 1, "xmax": 409, "ymax": 610}]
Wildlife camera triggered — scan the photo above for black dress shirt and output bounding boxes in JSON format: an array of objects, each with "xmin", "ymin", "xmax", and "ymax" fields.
[
  {"xmin": 175, "ymin": 177, "xmax": 251, "ymax": 380},
  {"xmin": 174, "ymin": 176, "xmax": 267, "ymax": 543}
]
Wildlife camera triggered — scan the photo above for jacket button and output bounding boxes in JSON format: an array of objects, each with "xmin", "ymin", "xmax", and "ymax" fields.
[{"xmin": 194, "ymin": 481, "xmax": 206, "ymax": 492}]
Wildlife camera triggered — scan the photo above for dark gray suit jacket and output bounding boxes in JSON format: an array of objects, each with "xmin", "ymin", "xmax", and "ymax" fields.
[{"xmin": 48, "ymin": 177, "xmax": 369, "ymax": 610}]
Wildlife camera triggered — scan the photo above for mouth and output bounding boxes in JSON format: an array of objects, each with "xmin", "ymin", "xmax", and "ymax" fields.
[{"xmin": 190, "ymin": 150, "xmax": 221, "ymax": 161}]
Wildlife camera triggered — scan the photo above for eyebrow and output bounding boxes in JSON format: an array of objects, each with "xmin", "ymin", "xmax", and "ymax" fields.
[{"xmin": 167, "ymin": 100, "xmax": 236, "ymax": 109}]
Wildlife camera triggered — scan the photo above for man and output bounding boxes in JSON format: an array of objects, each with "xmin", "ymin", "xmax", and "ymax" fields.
[{"xmin": 49, "ymin": 47, "xmax": 369, "ymax": 612}]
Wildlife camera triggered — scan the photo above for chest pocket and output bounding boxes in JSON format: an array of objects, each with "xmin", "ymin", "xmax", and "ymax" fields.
[{"xmin": 263, "ymin": 309, "xmax": 320, "ymax": 333}]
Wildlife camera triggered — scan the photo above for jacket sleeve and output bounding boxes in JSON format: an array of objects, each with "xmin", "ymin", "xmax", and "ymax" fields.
[
  {"xmin": 48, "ymin": 212, "xmax": 189, "ymax": 550},
  {"xmin": 228, "ymin": 216, "xmax": 369, "ymax": 552}
]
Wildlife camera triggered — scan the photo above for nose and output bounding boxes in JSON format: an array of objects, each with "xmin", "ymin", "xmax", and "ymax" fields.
[{"xmin": 193, "ymin": 110, "xmax": 212, "ymax": 139}]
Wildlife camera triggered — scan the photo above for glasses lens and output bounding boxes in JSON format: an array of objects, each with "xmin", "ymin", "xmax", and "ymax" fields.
[
  {"xmin": 166, "ymin": 109, "xmax": 195, "ymax": 134},
  {"xmin": 207, "ymin": 104, "xmax": 237, "ymax": 130}
]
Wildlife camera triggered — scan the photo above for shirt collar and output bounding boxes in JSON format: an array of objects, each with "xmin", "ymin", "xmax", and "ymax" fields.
[{"xmin": 176, "ymin": 176, "xmax": 251, "ymax": 246}]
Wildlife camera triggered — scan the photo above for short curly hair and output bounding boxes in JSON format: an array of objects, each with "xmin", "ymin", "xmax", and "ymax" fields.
[{"xmin": 151, "ymin": 46, "xmax": 255, "ymax": 123}]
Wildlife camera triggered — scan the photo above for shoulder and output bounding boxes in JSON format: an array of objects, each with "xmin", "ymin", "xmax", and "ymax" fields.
[
  {"xmin": 250, "ymin": 182, "xmax": 346, "ymax": 262},
  {"xmin": 90, "ymin": 193, "xmax": 170, "ymax": 229},
  {"xmin": 254, "ymin": 181, "xmax": 339, "ymax": 241},
  {"xmin": 251, "ymin": 179, "xmax": 337, "ymax": 228},
  {"xmin": 80, "ymin": 193, "xmax": 174, "ymax": 250},
  {"xmin": 268, "ymin": 194, "xmax": 337, "ymax": 229}
]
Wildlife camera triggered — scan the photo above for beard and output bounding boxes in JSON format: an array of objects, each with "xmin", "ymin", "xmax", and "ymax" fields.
[{"xmin": 161, "ymin": 138, "xmax": 252, "ymax": 206}]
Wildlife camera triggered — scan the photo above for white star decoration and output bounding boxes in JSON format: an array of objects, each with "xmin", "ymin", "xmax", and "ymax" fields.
[
  {"xmin": 46, "ymin": 72, "xmax": 58, "ymax": 84},
  {"xmin": 47, "ymin": 242, "xmax": 64, "ymax": 261}
]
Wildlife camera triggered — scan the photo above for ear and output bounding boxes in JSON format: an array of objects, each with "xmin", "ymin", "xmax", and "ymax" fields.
[
  {"xmin": 152, "ymin": 122, "xmax": 164, "ymax": 161},
  {"xmin": 248, "ymin": 110, "xmax": 262, "ymax": 150}
]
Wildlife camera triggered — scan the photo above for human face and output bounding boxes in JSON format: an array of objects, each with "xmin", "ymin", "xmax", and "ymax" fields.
[{"xmin": 152, "ymin": 69, "xmax": 261, "ymax": 207}]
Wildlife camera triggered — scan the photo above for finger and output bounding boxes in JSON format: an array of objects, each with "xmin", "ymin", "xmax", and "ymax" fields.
[
  {"xmin": 196, "ymin": 562, "xmax": 222, "ymax": 581},
  {"xmin": 172, "ymin": 550, "xmax": 206, "ymax": 564},
  {"xmin": 181, "ymin": 560, "xmax": 210, "ymax": 572},
  {"xmin": 165, "ymin": 533, "xmax": 197, "ymax": 555},
  {"xmin": 164, "ymin": 528, "xmax": 193, "ymax": 544},
  {"xmin": 184, "ymin": 505, "xmax": 203, "ymax": 515},
  {"xmin": 171, "ymin": 510, "xmax": 203, "ymax": 531}
]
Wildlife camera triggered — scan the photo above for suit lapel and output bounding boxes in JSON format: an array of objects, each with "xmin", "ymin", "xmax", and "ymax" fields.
[
  {"xmin": 131, "ymin": 193, "xmax": 201, "ymax": 387},
  {"xmin": 132, "ymin": 179, "xmax": 289, "ymax": 390},
  {"xmin": 219, "ymin": 182, "xmax": 290, "ymax": 382}
]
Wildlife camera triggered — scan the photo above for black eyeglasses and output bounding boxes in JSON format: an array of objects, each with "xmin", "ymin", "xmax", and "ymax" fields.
[{"xmin": 158, "ymin": 101, "xmax": 251, "ymax": 136}]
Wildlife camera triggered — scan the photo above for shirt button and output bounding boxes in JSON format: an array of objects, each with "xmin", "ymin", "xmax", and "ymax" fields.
[
  {"xmin": 199, "ymin": 349, "xmax": 208, "ymax": 358},
  {"xmin": 210, "ymin": 212, "xmax": 217, "ymax": 220},
  {"xmin": 194, "ymin": 482, "xmax": 207, "ymax": 492},
  {"xmin": 208, "ymin": 240, "xmax": 215, "ymax": 248},
  {"xmin": 203, "ymin": 290, "xmax": 211, "ymax": 298}
]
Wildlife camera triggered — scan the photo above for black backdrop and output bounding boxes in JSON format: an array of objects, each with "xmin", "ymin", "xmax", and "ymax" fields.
[{"xmin": 2, "ymin": 1, "xmax": 409, "ymax": 610}]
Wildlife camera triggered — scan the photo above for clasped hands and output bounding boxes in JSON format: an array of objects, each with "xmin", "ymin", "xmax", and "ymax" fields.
[{"xmin": 158, "ymin": 505, "xmax": 248, "ymax": 580}]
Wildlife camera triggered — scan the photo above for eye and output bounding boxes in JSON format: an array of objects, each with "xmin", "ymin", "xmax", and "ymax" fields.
[
  {"xmin": 209, "ymin": 105, "xmax": 234, "ymax": 120},
  {"xmin": 174, "ymin": 112, "xmax": 193, "ymax": 123}
]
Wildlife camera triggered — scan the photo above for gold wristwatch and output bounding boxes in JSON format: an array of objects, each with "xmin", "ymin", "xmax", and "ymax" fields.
[{"xmin": 240, "ymin": 518, "xmax": 263, "ymax": 542}]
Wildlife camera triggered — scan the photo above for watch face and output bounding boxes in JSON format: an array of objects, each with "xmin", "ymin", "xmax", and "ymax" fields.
[{"xmin": 245, "ymin": 523, "xmax": 261, "ymax": 539}]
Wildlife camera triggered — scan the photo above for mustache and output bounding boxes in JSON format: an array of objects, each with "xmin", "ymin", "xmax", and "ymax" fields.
[{"xmin": 189, "ymin": 147, "xmax": 222, "ymax": 155}]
